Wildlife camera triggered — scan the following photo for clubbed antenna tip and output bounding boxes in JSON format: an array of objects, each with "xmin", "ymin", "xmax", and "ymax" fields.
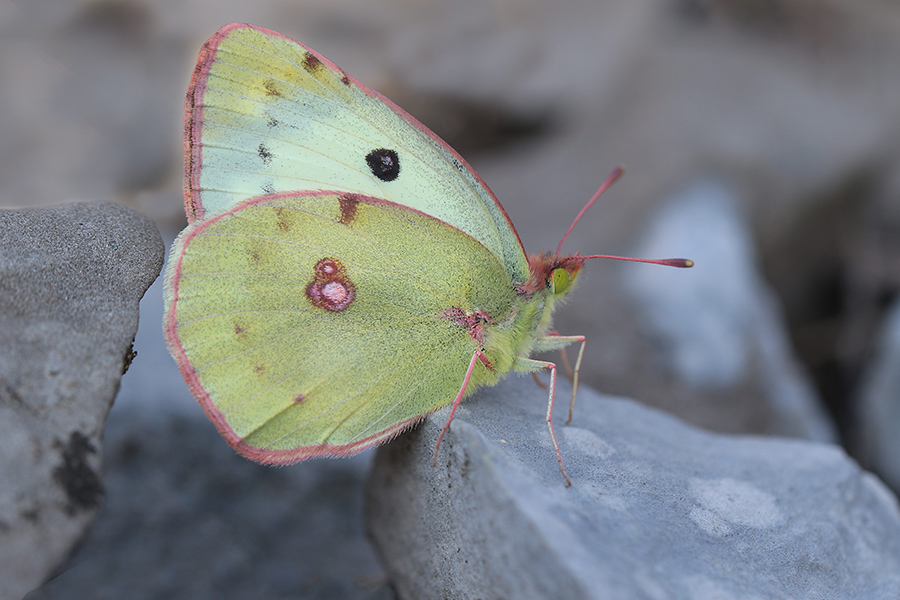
[
  {"xmin": 659, "ymin": 258, "xmax": 694, "ymax": 268},
  {"xmin": 579, "ymin": 255, "xmax": 694, "ymax": 268}
]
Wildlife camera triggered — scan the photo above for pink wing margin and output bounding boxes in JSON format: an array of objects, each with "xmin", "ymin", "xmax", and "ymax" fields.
[
  {"xmin": 183, "ymin": 23, "xmax": 526, "ymax": 258},
  {"xmin": 163, "ymin": 190, "xmax": 476, "ymax": 464}
]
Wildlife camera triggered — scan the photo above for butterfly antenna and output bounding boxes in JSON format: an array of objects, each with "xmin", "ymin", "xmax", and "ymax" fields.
[
  {"xmin": 579, "ymin": 254, "xmax": 694, "ymax": 268},
  {"xmin": 556, "ymin": 166, "xmax": 694, "ymax": 269},
  {"xmin": 556, "ymin": 166, "xmax": 624, "ymax": 255}
]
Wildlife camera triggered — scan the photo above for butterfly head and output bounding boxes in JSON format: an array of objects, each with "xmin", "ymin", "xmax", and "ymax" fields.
[
  {"xmin": 524, "ymin": 166, "xmax": 693, "ymax": 301},
  {"xmin": 523, "ymin": 252, "xmax": 587, "ymax": 299}
]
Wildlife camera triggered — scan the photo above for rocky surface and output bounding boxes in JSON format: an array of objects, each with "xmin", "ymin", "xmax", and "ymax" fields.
[
  {"xmin": 27, "ymin": 406, "xmax": 391, "ymax": 600},
  {"xmin": 858, "ymin": 298, "xmax": 900, "ymax": 493},
  {"xmin": 0, "ymin": 202, "xmax": 162, "ymax": 600},
  {"xmin": 367, "ymin": 377, "xmax": 900, "ymax": 600}
]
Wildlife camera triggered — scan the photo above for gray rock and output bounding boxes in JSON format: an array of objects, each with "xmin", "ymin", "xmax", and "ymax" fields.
[
  {"xmin": 28, "ymin": 408, "xmax": 392, "ymax": 600},
  {"xmin": 623, "ymin": 179, "xmax": 836, "ymax": 442},
  {"xmin": 858, "ymin": 297, "xmax": 900, "ymax": 493},
  {"xmin": 366, "ymin": 377, "xmax": 900, "ymax": 600},
  {"xmin": 0, "ymin": 202, "xmax": 163, "ymax": 600}
]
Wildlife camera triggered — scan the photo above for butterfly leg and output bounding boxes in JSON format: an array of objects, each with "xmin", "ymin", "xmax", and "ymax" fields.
[
  {"xmin": 559, "ymin": 346, "xmax": 574, "ymax": 382},
  {"xmin": 516, "ymin": 357, "xmax": 573, "ymax": 487},
  {"xmin": 562, "ymin": 337, "xmax": 585, "ymax": 425},
  {"xmin": 532, "ymin": 334, "xmax": 586, "ymax": 425},
  {"xmin": 544, "ymin": 330, "xmax": 575, "ymax": 381},
  {"xmin": 433, "ymin": 349, "xmax": 489, "ymax": 466},
  {"xmin": 530, "ymin": 332, "xmax": 571, "ymax": 388}
]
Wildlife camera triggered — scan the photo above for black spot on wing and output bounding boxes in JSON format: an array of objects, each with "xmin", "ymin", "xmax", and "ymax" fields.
[
  {"xmin": 365, "ymin": 148, "xmax": 400, "ymax": 182},
  {"xmin": 258, "ymin": 143, "xmax": 273, "ymax": 166}
]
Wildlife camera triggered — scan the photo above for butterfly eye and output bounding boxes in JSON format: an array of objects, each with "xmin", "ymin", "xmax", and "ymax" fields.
[{"xmin": 550, "ymin": 268, "xmax": 570, "ymax": 294}]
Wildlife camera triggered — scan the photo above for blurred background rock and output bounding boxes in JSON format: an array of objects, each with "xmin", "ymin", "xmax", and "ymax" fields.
[{"xmin": 2, "ymin": 0, "xmax": 899, "ymax": 597}]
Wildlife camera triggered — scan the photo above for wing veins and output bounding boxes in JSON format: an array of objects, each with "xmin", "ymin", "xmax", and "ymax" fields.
[
  {"xmin": 206, "ymin": 36, "xmax": 509, "ymax": 257},
  {"xmin": 205, "ymin": 54, "xmax": 494, "ymax": 224},
  {"xmin": 259, "ymin": 327, "xmax": 449, "ymax": 447}
]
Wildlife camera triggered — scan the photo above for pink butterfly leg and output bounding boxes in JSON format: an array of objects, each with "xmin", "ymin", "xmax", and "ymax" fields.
[
  {"xmin": 436, "ymin": 348, "xmax": 574, "ymax": 487},
  {"xmin": 534, "ymin": 332, "xmax": 587, "ymax": 425},
  {"xmin": 532, "ymin": 358, "xmax": 573, "ymax": 487},
  {"xmin": 543, "ymin": 330, "xmax": 574, "ymax": 380},
  {"xmin": 559, "ymin": 346, "xmax": 574, "ymax": 381},
  {"xmin": 561, "ymin": 336, "xmax": 586, "ymax": 425},
  {"xmin": 433, "ymin": 349, "xmax": 487, "ymax": 465},
  {"xmin": 530, "ymin": 332, "xmax": 575, "ymax": 390}
]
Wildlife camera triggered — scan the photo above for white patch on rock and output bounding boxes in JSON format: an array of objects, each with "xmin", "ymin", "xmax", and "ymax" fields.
[
  {"xmin": 690, "ymin": 478, "xmax": 784, "ymax": 533},
  {"xmin": 690, "ymin": 506, "xmax": 733, "ymax": 537}
]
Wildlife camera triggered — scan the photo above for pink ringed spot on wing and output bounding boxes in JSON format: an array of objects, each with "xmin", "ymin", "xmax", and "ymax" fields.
[
  {"xmin": 322, "ymin": 281, "xmax": 349, "ymax": 303},
  {"xmin": 306, "ymin": 258, "xmax": 355, "ymax": 312},
  {"xmin": 293, "ymin": 394, "xmax": 306, "ymax": 405}
]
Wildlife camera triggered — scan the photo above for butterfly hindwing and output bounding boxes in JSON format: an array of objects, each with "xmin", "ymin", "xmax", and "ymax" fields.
[
  {"xmin": 164, "ymin": 192, "xmax": 518, "ymax": 462},
  {"xmin": 186, "ymin": 23, "xmax": 530, "ymax": 282}
]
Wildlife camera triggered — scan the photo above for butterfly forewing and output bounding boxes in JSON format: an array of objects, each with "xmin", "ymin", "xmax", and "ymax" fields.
[{"xmin": 187, "ymin": 24, "xmax": 529, "ymax": 282}]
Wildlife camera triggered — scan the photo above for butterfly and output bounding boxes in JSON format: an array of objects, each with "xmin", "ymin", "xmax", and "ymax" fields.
[{"xmin": 163, "ymin": 23, "xmax": 691, "ymax": 486}]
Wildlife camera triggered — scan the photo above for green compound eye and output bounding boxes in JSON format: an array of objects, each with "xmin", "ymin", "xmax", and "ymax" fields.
[{"xmin": 550, "ymin": 268, "xmax": 570, "ymax": 294}]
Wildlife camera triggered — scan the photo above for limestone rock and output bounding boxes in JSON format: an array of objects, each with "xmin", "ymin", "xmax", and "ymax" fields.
[
  {"xmin": 367, "ymin": 377, "xmax": 900, "ymax": 600},
  {"xmin": 858, "ymin": 297, "xmax": 900, "ymax": 494},
  {"xmin": 0, "ymin": 202, "xmax": 163, "ymax": 600},
  {"xmin": 28, "ymin": 409, "xmax": 391, "ymax": 600}
]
